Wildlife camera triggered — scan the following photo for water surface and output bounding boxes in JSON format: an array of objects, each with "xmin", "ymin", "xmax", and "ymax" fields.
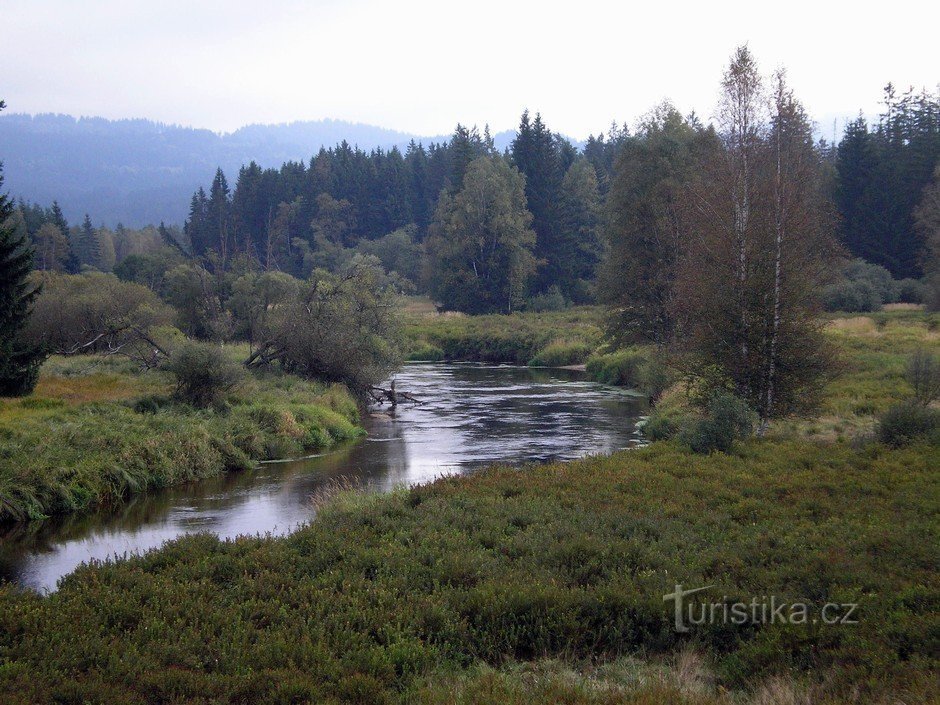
[{"xmin": 0, "ymin": 363, "xmax": 646, "ymax": 591}]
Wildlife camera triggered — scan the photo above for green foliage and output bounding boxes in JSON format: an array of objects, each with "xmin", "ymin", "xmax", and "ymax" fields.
[
  {"xmin": 877, "ymin": 403, "xmax": 940, "ymax": 447},
  {"xmin": 356, "ymin": 225, "xmax": 424, "ymax": 288},
  {"xmin": 678, "ymin": 392, "xmax": 755, "ymax": 454},
  {"xmin": 0, "ymin": 134, "xmax": 45, "ymax": 396},
  {"xmin": 112, "ymin": 247, "xmax": 185, "ymax": 291},
  {"xmin": 0, "ymin": 440, "xmax": 936, "ymax": 702},
  {"xmin": 821, "ymin": 279, "xmax": 882, "ymax": 312},
  {"xmin": 249, "ymin": 257, "xmax": 403, "ymax": 393},
  {"xmin": 585, "ymin": 349, "xmax": 646, "ymax": 386},
  {"xmin": 586, "ymin": 348, "xmax": 673, "ymax": 400},
  {"xmin": 525, "ymin": 285, "xmax": 567, "ymax": 312},
  {"xmin": 425, "ymin": 156, "xmax": 537, "ymax": 314},
  {"xmin": 0, "ymin": 355, "xmax": 362, "ymax": 522},
  {"xmin": 164, "ymin": 340, "xmax": 244, "ymax": 408},
  {"xmin": 897, "ymin": 278, "xmax": 927, "ymax": 304},
  {"xmin": 527, "ymin": 339, "xmax": 593, "ymax": 367},
  {"xmin": 821, "ymin": 258, "xmax": 906, "ymax": 313},
  {"xmin": 599, "ymin": 104, "xmax": 710, "ymax": 345},
  {"xmin": 836, "ymin": 89, "xmax": 940, "ymax": 278},
  {"xmin": 906, "ymin": 348, "xmax": 940, "ymax": 405},
  {"xmin": 22, "ymin": 271, "xmax": 173, "ymax": 355},
  {"xmin": 405, "ymin": 307, "xmax": 603, "ymax": 365}
]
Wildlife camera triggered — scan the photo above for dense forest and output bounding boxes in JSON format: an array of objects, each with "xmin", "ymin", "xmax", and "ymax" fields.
[{"xmin": 4, "ymin": 86, "xmax": 940, "ymax": 321}]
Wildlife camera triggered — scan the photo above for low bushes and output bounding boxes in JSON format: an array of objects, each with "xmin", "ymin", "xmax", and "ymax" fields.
[
  {"xmin": 821, "ymin": 258, "xmax": 927, "ymax": 312},
  {"xmin": 164, "ymin": 340, "xmax": 244, "ymax": 408},
  {"xmin": 586, "ymin": 348, "xmax": 673, "ymax": 400},
  {"xmin": 877, "ymin": 403, "xmax": 940, "ymax": 447},
  {"xmin": 645, "ymin": 391, "xmax": 755, "ymax": 454},
  {"xmin": 0, "ymin": 440, "xmax": 936, "ymax": 702}
]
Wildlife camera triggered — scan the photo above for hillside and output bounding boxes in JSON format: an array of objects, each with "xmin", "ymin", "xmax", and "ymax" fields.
[{"xmin": 0, "ymin": 113, "xmax": 518, "ymax": 227}]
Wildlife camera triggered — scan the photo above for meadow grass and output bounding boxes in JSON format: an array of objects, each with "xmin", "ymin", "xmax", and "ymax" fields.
[
  {"xmin": 403, "ymin": 305, "xmax": 604, "ymax": 365},
  {"xmin": 0, "ymin": 354, "xmax": 363, "ymax": 522}
]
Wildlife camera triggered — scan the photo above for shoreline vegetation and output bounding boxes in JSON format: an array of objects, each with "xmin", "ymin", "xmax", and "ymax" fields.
[
  {"xmin": 3, "ymin": 301, "xmax": 939, "ymax": 701},
  {"xmin": 0, "ymin": 349, "xmax": 363, "ymax": 523}
]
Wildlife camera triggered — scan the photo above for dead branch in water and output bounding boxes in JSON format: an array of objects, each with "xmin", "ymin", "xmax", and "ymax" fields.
[{"xmin": 368, "ymin": 380, "xmax": 424, "ymax": 407}]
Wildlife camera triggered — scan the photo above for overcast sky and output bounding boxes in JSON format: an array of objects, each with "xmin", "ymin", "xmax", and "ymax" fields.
[{"xmin": 4, "ymin": 0, "xmax": 938, "ymax": 139}]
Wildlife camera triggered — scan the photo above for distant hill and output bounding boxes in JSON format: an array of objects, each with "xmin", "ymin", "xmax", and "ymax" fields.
[{"xmin": 0, "ymin": 114, "xmax": 517, "ymax": 227}]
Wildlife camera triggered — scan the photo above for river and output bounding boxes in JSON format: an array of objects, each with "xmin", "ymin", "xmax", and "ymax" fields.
[{"xmin": 0, "ymin": 363, "xmax": 647, "ymax": 591}]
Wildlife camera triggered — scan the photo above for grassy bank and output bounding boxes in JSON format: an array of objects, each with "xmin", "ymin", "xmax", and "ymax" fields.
[
  {"xmin": 0, "ymin": 439, "xmax": 936, "ymax": 703},
  {"xmin": 403, "ymin": 303, "xmax": 604, "ymax": 365},
  {"xmin": 0, "ymin": 353, "xmax": 363, "ymax": 523}
]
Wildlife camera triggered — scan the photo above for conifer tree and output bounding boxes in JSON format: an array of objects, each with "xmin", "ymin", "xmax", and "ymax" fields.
[
  {"xmin": 78, "ymin": 213, "xmax": 100, "ymax": 268},
  {"xmin": 0, "ymin": 100, "xmax": 45, "ymax": 395}
]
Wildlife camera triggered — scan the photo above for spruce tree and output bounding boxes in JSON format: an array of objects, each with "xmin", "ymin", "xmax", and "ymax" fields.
[
  {"xmin": 0, "ymin": 100, "xmax": 45, "ymax": 395},
  {"xmin": 78, "ymin": 213, "xmax": 100, "ymax": 269},
  {"xmin": 50, "ymin": 201, "xmax": 79, "ymax": 273}
]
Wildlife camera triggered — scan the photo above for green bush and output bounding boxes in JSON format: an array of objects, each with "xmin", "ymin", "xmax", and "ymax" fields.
[
  {"xmin": 642, "ymin": 407, "xmax": 685, "ymax": 441},
  {"xmin": 679, "ymin": 392, "xmax": 755, "ymax": 454},
  {"xmin": 164, "ymin": 341, "xmax": 244, "ymax": 408},
  {"xmin": 821, "ymin": 280, "xmax": 881, "ymax": 312},
  {"xmin": 525, "ymin": 285, "xmax": 567, "ymax": 312},
  {"xmin": 585, "ymin": 349, "xmax": 645, "ymax": 386},
  {"xmin": 877, "ymin": 403, "xmax": 940, "ymax": 447},
  {"xmin": 586, "ymin": 349, "xmax": 675, "ymax": 399},
  {"xmin": 897, "ymin": 278, "xmax": 927, "ymax": 304},
  {"xmin": 843, "ymin": 259, "xmax": 900, "ymax": 304}
]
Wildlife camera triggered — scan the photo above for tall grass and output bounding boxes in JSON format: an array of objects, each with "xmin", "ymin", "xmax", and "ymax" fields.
[
  {"xmin": 0, "ymin": 356, "xmax": 363, "ymax": 522},
  {"xmin": 404, "ymin": 307, "xmax": 604, "ymax": 365}
]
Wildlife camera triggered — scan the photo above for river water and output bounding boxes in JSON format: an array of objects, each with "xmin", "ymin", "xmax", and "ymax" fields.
[{"xmin": 0, "ymin": 363, "xmax": 647, "ymax": 591}]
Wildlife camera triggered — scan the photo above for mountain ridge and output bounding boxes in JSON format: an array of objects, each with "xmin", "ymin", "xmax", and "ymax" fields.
[{"xmin": 0, "ymin": 113, "xmax": 522, "ymax": 227}]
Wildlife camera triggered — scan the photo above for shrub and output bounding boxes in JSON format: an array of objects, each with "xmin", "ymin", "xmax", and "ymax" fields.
[
  {"xmin": 877, "ymin": 403, "xmax": 940, "ymax": 447},
  {"xmin": 586, "ymin": 349, "xmax": 645, "ymax": 386},
  {"xmin": 843, "ymin": 259, "xmax": 900, "ymax": 304},
  {"xmin": 164, "ymin": 341, "xmax": 243, "ymax": 408},
  {"xmin": 528, "ymin": 339, "xmax": 593, "ymax": 367},
  {"xmin": 22, "ymin": 272, "xmax": 174, "ymax": 353},
  {"xmin": 406, "ymin": 343, "xmax": 445, "ymax": 362},
  {"xmin": 679, "ymin": 392, "xmax": 754, "ymax": 454},
  {"xmin": 525, "ymin": 286, "xmax": 567, "ymax": 313},
  {"xmin": 821, "ymin": 280, "xmax": 881, "ymax": 312},
  {"xmin": 897, "ymin": 278, "xmax": 927, "ymax": 304},
  {"xmin": 642, "ymin": 407, "xmax": 686, "ymax": 441},
  {"xmin": 905, "ymin": 349, "xmax": 940, "ymax": 405}
]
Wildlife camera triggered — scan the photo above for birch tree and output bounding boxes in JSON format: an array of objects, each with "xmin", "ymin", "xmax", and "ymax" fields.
[{"xmin": 674, "ymin": 49, "xmax": 839, "ymax": 426}]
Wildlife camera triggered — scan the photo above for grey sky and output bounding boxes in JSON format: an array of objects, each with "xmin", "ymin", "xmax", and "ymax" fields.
[{"xmin": 4, "ymin": 0, "xmax": 938, "ymax": 138}]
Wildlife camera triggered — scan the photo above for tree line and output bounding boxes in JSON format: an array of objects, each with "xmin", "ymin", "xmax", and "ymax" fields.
[
  {"xmin": 179, "ymin": 116, "xmax": 623, "ymax": 311},
  {"xmin": 2, "ymin": 54, "xmax": 940, "ymax": 401}
]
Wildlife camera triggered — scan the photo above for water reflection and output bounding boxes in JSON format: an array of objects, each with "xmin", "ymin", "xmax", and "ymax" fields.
[{"xmin": 0, "ymin": 363, "xmax": 647, "ymax": 591}]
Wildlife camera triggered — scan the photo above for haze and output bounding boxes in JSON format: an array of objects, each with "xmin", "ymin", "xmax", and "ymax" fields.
[{"xmin": 5, "ymin": 0, "xmax": 938, "ymax": 137}]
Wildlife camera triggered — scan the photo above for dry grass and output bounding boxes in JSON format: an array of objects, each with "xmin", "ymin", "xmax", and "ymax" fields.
[
  {"xmin": 882, "ymin": 303, "xmax": 925, "ymax": 311},
  {"xmin": 825, "ymin": 316, "xmax": 879, "ymax": 334}
]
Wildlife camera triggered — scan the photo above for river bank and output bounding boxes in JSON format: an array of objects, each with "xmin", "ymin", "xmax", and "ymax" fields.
[
  {"xmin": 0, "ymin": 353, "xmax": 363, "ymax": 523},
  {"xmin": 0, "ymin": 309, "xmax": 937, "ymax": 701}
]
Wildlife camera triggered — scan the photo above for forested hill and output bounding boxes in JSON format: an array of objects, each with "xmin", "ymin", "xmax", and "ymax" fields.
[{"xmin": 0, "ymin": 113, "xmax": 519, "ymax": 227}]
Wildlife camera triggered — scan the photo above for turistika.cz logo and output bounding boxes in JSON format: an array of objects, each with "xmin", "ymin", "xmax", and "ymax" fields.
[{"xmin": 663, "ymin": 584, "xmax": 859, "ymax": 633}]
